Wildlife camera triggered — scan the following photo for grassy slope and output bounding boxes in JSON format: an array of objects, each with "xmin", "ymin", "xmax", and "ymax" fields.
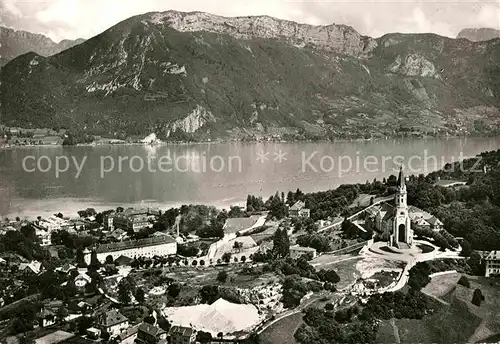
[
  {"xmin": 377, "ymin": 276, "xmax": 500, "ymax": 343},
  {"xmin": 260, "ymin": 312, "xmax": 302, "ymax": 344}
]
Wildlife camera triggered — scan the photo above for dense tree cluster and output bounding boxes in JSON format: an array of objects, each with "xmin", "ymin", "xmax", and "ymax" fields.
[
  {"xmin": 294, "ymin": 308, "xmax": 378, "ymax": 344},
  {"xmin": 296, "ymin": 234, "xmax": 331, "ymax": 252},
  {"xmin": 0, "ymin": 224, "xmax": 48, "ymax": 261},
  {"xmin": 360, "ymin": 290, "xmax": 432, "ymax": 321},
  {"xmin": 246, "ymin": 195, "xmax": 266, "ymax": 212},
  {"xmin": 408, "ymin": 262, "xmax": 432, "ymax": 291}
]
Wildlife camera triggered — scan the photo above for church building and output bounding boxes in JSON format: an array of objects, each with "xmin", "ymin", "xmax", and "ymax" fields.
[
  {"xmin": 372, "ymin": 167, "xmax": 414, "ymax": 249},
  {"xmin": 390, "ymin": 168, "xmax": 413, "ymax": 248}
]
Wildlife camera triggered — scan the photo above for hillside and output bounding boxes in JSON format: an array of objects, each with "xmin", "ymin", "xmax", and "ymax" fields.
[
  {"xmin": 1, "ymin": 11, "xmax": 500, "ymax": 141},
  {"xmin": 457, "ymin": 28, "xmax": 500, "ymax": 42},
  {"xmin": 0, "ymin": 26, "xmax": 84, "ymax": 67},
  {"xmin": 377, "ymin": 276, "xmax": 500, "ymax": 343}
]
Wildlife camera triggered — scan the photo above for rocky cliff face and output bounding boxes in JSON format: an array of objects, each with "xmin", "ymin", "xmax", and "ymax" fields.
[
  {"xmin": 0, "ymin": 26, "xmax": 84, "ymax": 67},
  {"xmin": 457, "ymin": 28, "xmax": 500, "ymax": 42},
  {"xmin": 145, "ymin": 11, "xmax": 377, "ymax": 55}
]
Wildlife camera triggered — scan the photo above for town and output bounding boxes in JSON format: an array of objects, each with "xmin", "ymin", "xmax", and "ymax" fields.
[{"xmin": 1, "ymin": 150, "xmax": 500, "ymax": 344}]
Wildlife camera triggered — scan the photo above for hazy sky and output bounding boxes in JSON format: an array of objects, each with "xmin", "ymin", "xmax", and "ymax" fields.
[{"xmin": 1, "ymin": 0, "xmax": 499, "ymax": 42}]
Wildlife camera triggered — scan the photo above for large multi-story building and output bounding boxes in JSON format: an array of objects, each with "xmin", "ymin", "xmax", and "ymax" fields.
[
  {"xmin": 168, "ymin": 326, "xmax": 196, "ymax": 344},
  {"xmin": 112, "ymin": 209, "xmax": 157, "ymax": 232},
  {"xmin": 95, "ymin": 235, "xmax": 177, "ymax": 261},
  {"xmin": 485, "ymin": 250, "xmax": 500, "ymax": 277}
]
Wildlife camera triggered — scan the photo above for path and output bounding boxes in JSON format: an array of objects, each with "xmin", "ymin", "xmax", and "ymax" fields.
[
  {"xmin": 390, "ymin": 318, "xmax": 401, "ymax": 344},
  {"xmin": 317, "ymin": 195, "xmax": 395, "ymax": 233}
]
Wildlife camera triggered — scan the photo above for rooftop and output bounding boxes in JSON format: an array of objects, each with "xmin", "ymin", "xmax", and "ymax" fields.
[
  {"xmin": 34, "ymin": 331, "xmax": 74, "ymax": 344},
  {"xmin": 96, "ymin": 235, "xmax": 176, "ymax": 254},
  {"xmin": 138, "ymin": 323, "xmax": 166, "ymax": 337},
  {"xmin": 118, "ymin": 324, "xmax": 141, "ymax": 340},
  {"xmin": 290, "ymin": 200, "xmax": 306, "ymax": 211},
  {"xmin": 290, "ymin": 245, "xmax": 316, "ymax": 252},
  {"xmin": 98, "ymin": 309, "xmax": 128, "ymax": 327},
  {"xmin": 486, "ymin": 251, "xmax": 500, "ymax": 260},
  {"xmin": 169, "ymin": 326, "xmax": 195, "ymax": 337}
]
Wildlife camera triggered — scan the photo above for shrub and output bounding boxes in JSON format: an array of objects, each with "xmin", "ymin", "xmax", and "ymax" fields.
[
  {"xmin": 472, "ymin": 288, "xmax": 485, "ymax": 306},
  {"xmin": 457, "ymin": 276, "xmax": 470, "ymax": 288},
  {"xmin": 217, "ymin": 271, "xmax": 228, "ymax": 283}
]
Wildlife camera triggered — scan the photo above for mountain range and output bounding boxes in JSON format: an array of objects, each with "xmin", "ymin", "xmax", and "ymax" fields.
[
  {"xmin": 0, "ymin": 11, "xmax": 499, "ymax": 141},
  {"xmin": 457, "ymin": 28, "xmax": 500, "ymax": 42},
  {"xmin": 0, "ymin": 26, "xmax": 84, "ymax": 67}
]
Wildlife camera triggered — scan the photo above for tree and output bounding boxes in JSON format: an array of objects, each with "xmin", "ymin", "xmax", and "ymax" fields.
[
  {"xmin": 105, "ymin": 255, "xmax": 114, "ymax": 265},
  {"xmin": 144, "ymin": 315, "xmax": 155, "ymax": 324},
  {"xmin": 118, "ymin": 276, "xmax": 136, "ymax": 305},
  {"xmin": 233, "ymin": 241, "xmax": 243, "ymax": 252},
  {"xmin": 196, "ymin": 331, "xmax": 213, "ymax": 343},
  {"xmin": 75, "ymin": 249, "xmax": 87, "ymax": 268},
  {"xmin": 217, "ymin": 271, "xmax": 228, "ymax": 283},
  {"xmin": 468, "ymin": 251, "xmax": 486, "ymax": 276},
  {"xmin": 192, "ymin": 260, "xmax": 198, "ymax": 266},
  {"xmin": 135, "ymin": 288, "xmax": 145, "ymax": 303},
  {"xmin": 457, "ymin": 276, "xmax": 470, "ymax": 288},
  {"xmin": 222, "ymin": 252, "xmax": 232, "ymax": 264},
  {"xmin": 460, "ymin": 241, "xmax": 473, "ymax": 257},
  {"xmin": 341, "ymin": 217, "xmax": 358, "ymax": 239},
  {"xmin": 273, "ymin": 228, "xmax": 290, "ymax": 258},
  {"xmin": 88, "ymin": 250, "xmax": 101, "ymax": 271},
  {"xmin": 268, "ymin": 192, "xmax": 288, "ymax": 219},
  {"xmin": 168, "ymin": 283, "xmax": 181, "ymax": 298},
  {"xmin": 241, "ymin": 256, "xmax": 247, "ymax": 263},
  {"xmin": 472, "ymin": 288, "xmax": 485, "ymax": 306}
]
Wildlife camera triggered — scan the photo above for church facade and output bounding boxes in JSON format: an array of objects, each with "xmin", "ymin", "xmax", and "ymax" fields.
[{"xmin": 372, "ymin": 168, "xmax": 414, "ymax": 249}]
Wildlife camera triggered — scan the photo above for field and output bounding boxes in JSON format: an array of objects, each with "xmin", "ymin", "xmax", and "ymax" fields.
[
  {"xmin": 161, "ymin": 265, "xmax": 279, "ymax": 289},
  {"xmin": 422, "ymin": 272, "xmax": 462, "ymax": 298},
  {"xmin": 377, "ymin": 275, "xmax": 500, "ymax": 343},
  {"xmin": 260, "ymin": 313, "xmax": 302, "ymax": 344}
]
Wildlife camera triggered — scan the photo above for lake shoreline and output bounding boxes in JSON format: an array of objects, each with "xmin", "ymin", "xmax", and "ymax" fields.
[{"xmin": 1, "ymin": 133, "xmax": 495, "ymax": 150}]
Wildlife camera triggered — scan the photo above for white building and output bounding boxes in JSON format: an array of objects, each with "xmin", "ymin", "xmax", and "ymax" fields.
[
  {"xmin": 485, "ymin": 251, "xmax": 500, "ymax": 277},
  {"xmin": 97, "ymin": 309, "xmax": 129, "ymax": 336},
  {"xmin": 289, "ymin": 201, "xmax": 310, "ymax": 218},
  {"xmin": 95, "ymin": 235, "xmax": 177, "ymax": 261}
]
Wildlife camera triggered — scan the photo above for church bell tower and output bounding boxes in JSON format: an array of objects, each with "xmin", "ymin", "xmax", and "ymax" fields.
[{"xmin": 391, "ymin": 167, "xmax": 413, "ymax": 248}]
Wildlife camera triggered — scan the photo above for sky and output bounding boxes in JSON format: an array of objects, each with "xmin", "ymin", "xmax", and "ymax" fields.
[{"xmin": 0, "ymin": 0, "xmax": 499, "ymax": 42}]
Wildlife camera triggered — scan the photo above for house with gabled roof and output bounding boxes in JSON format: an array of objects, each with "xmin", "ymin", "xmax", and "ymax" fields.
[
  {"xmin": 289, "ymin": 201, "xmax": 310, "ymax": 218},
  {"xmin": 135, "ymin": 323, "xmax": 167, "ymax": 344},
  {"xmin": 97, "ymin": 309, "xmax": 129, "ymax": 336},
  {"xmin": 168, "ymin": 326, "xmax": 196, "ymax": 344}
]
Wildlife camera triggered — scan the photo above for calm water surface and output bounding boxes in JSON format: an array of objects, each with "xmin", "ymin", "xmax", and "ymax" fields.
[{"xmin": 1, "ymin": 137, "xmax": 499, "ymax": 219}]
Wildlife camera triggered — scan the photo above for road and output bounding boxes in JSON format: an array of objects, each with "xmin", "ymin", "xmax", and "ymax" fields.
[
  {"xmin": 317, "ymin": 195, "xmax": 395, "ymax": 233},
  {"xmin": 257, "ymin": 292, "xmax": 324, "ymax": 334}
]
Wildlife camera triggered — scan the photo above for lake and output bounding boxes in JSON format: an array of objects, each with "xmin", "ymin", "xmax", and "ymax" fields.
[{"xmin": 1, "ymin": 136, "xmax": 500, "ymax": 219}]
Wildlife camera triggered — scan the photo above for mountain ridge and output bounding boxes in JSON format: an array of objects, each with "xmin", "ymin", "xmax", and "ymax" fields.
[
  {"xmin": 457, "ymin": 28, "xmax": 500, "ymax": 42},
  {"xmin": 0, "ymin": 26, "xmax": 85, "ymax": 67},
  {"xmin": 1, "ymin": 11, "xmax": 499, "ymax": 141}
]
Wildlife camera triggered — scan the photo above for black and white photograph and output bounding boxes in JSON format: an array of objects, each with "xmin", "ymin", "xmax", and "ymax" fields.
[{"xmin": 0, "ymin": 0, "xmax": 500, "ymax": 343}]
